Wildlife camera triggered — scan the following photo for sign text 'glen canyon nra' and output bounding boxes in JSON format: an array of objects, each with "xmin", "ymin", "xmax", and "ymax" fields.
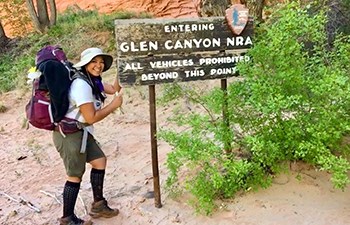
[{"xmin": 114, "ymin": 5, "xmax": 253, "ymax": 86}]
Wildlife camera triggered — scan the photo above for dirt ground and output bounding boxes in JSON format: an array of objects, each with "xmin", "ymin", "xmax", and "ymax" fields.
[
  {"xmin": 1, "ymin": 70, "xmax": 350, "ymax": 225},
  {"xmin": 1, "ymin": 1, "xmax": 350, "ymax": 225}
]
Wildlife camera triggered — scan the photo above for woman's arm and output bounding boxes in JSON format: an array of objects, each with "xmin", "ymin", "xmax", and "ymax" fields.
[{"xmin": 79, "ymin": 95, "xmax": 123, "ymax": 124}]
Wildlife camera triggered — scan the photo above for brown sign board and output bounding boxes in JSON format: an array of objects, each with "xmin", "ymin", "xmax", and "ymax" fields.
[{"xmin": 115, "ymin": 16, "xmax": 253, "ymax": 86}]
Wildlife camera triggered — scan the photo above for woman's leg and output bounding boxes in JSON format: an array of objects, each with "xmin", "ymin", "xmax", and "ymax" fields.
[
  {"xmin": 86, "ymin": 137, "xmax": 119, "ymax": 218},
  {"xmin": 89, "ymin": 157, "xmax": 106, "ymax": 202},
  {"xmin": 89, "ymin": 157, "xmax": 106, "ymax": 169},
  {"xmin": 53, "ymin": 131, "xmax": 89, "ymax": 223},
  {"xmin": 63, "ymin": 177, "xmax": 81, "ymax": 218}
]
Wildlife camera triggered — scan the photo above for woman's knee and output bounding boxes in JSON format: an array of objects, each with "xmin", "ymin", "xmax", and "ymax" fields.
[
  {"xmin": 67, "ymin": 176, "xmax": 82, "ymax": 183},
  {"xmin": 89, "ymin": 156, "xmax": 107, "ymax": 169}
]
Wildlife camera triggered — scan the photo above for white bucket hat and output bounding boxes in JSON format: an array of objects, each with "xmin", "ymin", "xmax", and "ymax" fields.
[{"xmin": 73, "ymin": 47, "xmax": 113, "ymax": 72}]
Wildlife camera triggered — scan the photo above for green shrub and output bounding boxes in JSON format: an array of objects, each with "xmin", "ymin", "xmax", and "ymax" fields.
[
  {"xmin": 0, "ymin": 8, "xmax": 150, "ymax": 93},
  {"xmin": 159, "ymin": 2, "xmax": 350, "ymax": 215}
]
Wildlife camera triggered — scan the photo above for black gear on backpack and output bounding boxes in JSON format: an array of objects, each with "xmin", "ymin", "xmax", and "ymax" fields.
[{"xmin": 25, "ymin": 45, "xmax": 92, "ymax": 133}]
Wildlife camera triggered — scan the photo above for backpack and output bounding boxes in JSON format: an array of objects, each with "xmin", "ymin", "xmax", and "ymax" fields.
[{"xmin": 25, "ymin": 45, "xmax": 91, "ymax": 134}]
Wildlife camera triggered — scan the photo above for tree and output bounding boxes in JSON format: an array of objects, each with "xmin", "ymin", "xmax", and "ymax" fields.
[
  {"xmin": 240, "ymin": 0, "xmax": 265, "ymax": 22},
  {"xmin": 198, "ymin": 0, "xmax": 231, "ymax": 17},
  {"xmin": 325, "ymin": 0, "xmax": 350, "ymax": 47},
  {"xmin": 25, "ymin": 0, "xmax": 57, "ymax": 33},
  {"xmin": 0, "ymin": 20, "xmax": 9, "ymax": 47}
]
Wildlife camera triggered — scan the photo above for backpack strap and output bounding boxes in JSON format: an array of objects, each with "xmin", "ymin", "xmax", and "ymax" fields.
[
  {"xmin": 71, "ymin": 70, "xmax": 94, "ymax": 86},
  {"xmin": 68, "ymin": 74, "xmax": 91, "ymax": 154},
  {"xmin": 80, "ymin": 128, "xmax": 89, "ymax": 153},
  {"xmin": 59, "ymin": 70, "xmax": 94, "ymax": 154}
]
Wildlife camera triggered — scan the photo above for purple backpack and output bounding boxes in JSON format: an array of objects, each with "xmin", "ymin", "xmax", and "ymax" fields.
[
  {"xmin": 35, "ymin": 45, "xmax": 68, "ymax": 65},
  {"xmin": 25, "ymin": 45, "xmax": 89, "ymax": 133}
]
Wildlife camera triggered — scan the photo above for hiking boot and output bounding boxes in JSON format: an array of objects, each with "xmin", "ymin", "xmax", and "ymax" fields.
[
  {"xmin": 59, "ymin": 214, "xmax": 93, "ymax": 225},
  {"xmin": 89, "ymin": 199, "xmax": 119, "ymax": 218}
]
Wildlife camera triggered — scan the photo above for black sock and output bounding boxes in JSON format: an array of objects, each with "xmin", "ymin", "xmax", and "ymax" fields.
[
  {"xmin": 63, "ymin": 181, "xmax": 80, "ymax": 218},
  {"xmin": 90, "ymin": 168, "xmax": 105, "ymax": 202}
]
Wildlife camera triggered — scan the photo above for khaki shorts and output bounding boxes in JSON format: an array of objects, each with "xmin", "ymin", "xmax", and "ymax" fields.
[{"xmin": 53, "ymin": 131, "xmax": 105, "ymax": 178}]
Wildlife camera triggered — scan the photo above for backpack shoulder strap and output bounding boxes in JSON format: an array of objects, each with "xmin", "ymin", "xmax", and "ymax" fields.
[{"xmin": 71, "ymin": 70, "xmax": 94, "ymax": 88}]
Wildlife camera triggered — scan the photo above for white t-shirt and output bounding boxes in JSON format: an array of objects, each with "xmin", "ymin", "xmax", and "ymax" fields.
[{"xmin": 65, "ymin": 78, "xmax": 102, "ymax": 135}]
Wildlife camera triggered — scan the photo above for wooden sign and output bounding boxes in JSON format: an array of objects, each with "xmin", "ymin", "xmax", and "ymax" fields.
[{"xmin": 115, "ymin": 16, "xmax": 253, "ymax": 86}]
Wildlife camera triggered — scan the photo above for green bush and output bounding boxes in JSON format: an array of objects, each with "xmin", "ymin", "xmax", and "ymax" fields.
[
  {"xmin": 159, "ymin": 2, "xmax": 350, "ymax": 215},
  {"xmin": 0, "ymin": 8, "xmax": 149, "ymax": 93}
]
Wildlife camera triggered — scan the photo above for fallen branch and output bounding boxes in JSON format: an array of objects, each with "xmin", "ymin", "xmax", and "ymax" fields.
[
  {"xmin": 40, "ymin": 190, "xmax": 61, "ymax": 204},
  {"xmin": 0, "ymin": 191, "xmax": 41, "ymax": 213},
  {"xmin": 0, "ymin": 191, "xmax": 18, "ymax": 202},
  {"xmin": 19, "ymin": 197, "xmax": 41, "ymax": 213},
  {"xmin": 78, "ymin": 194, "xmax": 87, "ymax": 216}
]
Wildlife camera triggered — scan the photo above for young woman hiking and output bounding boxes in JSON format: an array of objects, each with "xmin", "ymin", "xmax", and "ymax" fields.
[{"xmin": 54, "ymin": 47, "xmax": 123, "ymax": 225}]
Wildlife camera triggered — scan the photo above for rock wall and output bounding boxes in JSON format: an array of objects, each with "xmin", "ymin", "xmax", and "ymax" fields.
[{"xmin": 56, "ymin": 0, "xmax": 201, "ymax": 18}]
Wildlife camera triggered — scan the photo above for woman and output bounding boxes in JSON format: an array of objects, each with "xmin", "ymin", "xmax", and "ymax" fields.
[{"xmin": 54, "ymin": 47, "xmax": 123, "ymax": 225}]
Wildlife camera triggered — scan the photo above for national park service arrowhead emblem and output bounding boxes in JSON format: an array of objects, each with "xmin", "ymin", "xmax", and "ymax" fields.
[{"xmin": 225, "ymin": 4, "xmax": 249, "ymax": 35}]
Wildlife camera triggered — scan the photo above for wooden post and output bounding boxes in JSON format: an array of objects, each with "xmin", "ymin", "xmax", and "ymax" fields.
[
  {"xmin": 221, "ymin": 79, "xmax": 231, "ymax": 154},
  {"xmin": 149, "ymin": 84, "xmax": 162, "ymax": 208}
]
